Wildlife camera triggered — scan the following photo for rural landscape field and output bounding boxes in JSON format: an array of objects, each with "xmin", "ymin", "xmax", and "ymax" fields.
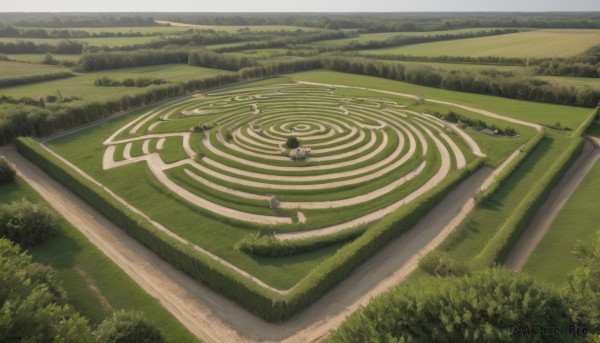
[{"xmin": 0, "ymin": 6, "xmax": 599, "ymax": 343}]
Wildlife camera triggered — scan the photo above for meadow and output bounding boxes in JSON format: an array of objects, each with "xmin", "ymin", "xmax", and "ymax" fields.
[
  {"xmin": 0, "ymin": 60, "xmax": 70, "ymax": 78},
  {"xmin": 359, "ymin": 29, "xmax": 600, "ymax": 58}
]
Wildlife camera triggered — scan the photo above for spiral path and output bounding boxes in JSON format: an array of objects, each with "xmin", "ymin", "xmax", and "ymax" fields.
[{"xmin": 102, "ymin": 84, "xmax": 482, "ymax": 238}]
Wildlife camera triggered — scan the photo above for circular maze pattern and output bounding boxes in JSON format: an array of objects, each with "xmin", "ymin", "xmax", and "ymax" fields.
[{"xmin": 102, "ymin": 84, "xmax": 482, "ymax": 240}]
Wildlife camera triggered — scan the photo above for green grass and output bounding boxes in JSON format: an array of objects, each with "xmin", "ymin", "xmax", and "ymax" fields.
[
  {"xmin": 14, "ymin": 25, "xmax": 191, "ymax": 36},
  {"xmin": 587, "ymin": 121, "xmax": 600, "ymax": 138},
  {"xmin": 0, "ymin": 177, "xmax": 198, "ymax": 342},
  {"xmin": 155, "ymin": 21, "xmax": 326, "ymax": 33},
  {"xmin": 439, "ymin": 131, "xmax": 574, "ymax": 263},
  {"xmin": 0, "ymin": 64, "xmax": 234, "ymax": 105},
  {"xmin": 538, "ymin": 75, "xmax": 600, "ymax": 90},
  {"xmin": 291, "ymin": 70, "xmax": 592, "ymax": 129},
  {"xmin": 359, "ymin": 29, "xmax": 600, "ymax": 58},
  {"xmin": 393, "ymin": 60, "xmax": 527, "ymax": 72},
  {"xmin": 521, "ymin": 158, "xmax": 600, "ymax": 284},
  {"xmin": 0, "ymin": 36, "xmax": 171, "ymax": 48},
  {"xmin": 0, "ymin": 60, "xmax": 70, "ymax": 78},
  {"xmin": 310, "ymin": 28, "xmax": 514, "ymax": 47}
]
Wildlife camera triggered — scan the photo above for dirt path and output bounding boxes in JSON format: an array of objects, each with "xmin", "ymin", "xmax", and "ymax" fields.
[
  {"xmin": 0, "ymin": 145, "xmax": 492, "ymax": 342},
  {"xmin": 504, "ymin": 138, "xmax": 600, "ymax": 271}
]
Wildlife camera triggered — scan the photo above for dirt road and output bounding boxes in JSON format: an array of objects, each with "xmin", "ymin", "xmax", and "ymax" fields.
[
  {"xmin": 0, "ymin": 146, "xmax": 491, "ymax": 342},
  {"xmin": 504, "ymin": 138, "xmax": 600, "ymax": 271}
]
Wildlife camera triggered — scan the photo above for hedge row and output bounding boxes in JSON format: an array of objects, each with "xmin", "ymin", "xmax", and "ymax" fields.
[
  {"xmin": 236, "ymin": 225, "xmax": 366, "ymax": 257},
  {"xmin": 0, "ymin": 71, "xmax": 75, "ymax": 88},
  {"xmin": 474, "ymin": 129, "xmax": 546, "ymax": 204},
  {"xmin": 15, "ymin": 137, "xmax": 484, "ymax": 321},
  {"xmin": 574, "ymin": 107, "xmax": 599, "ymax": 136},
  {"xmin": 470, "ymin": 137, "xmax": 584, "ymax": 269}
]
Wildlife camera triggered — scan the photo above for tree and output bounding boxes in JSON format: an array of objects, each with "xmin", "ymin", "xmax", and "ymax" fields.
[
  {"xmin": 330, "ymin": 268, "xmax": 573, "ymax": 342},
  {"xmin": 95, "ymin": 310, "xmax": 165, "ymax": 343},
  {"xmin": 286, "ymin": 136, "xmax": 300, "ymax": 149},
  {"xmin": 0, "ymin": 156, "xmax": 16, "ymax": 184},
  {"xmin": 0, "ymin": 238, "xmax": 94, "ymax": 342},
  {"xmin": 0, "ymin": 198, "xmax": 58, "ymax": 247}
]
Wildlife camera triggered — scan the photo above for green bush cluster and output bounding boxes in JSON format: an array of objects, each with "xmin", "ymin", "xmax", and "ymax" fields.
[
  {"xmin": 418, "ymin": 250, "xmax": 468, "ymax": 277},
  {"xmin": 0, "ymin": 198, "xmax": 58, "ymax": 247},
  {"xmin": 236, "ymin": 227, "xmax": 365, "ymax": 257},
  {"xmin": 474, "ymin": 129, "xmax": 546, "ymax": 204},
  {"xmin": 94, "ymin": 76, "xmax": 167, "ymax": 88},
  {"xmin": 0, "ymin": 71, "xmax": 75, "ymax": 88},
  {"xmin": 16, "ymin": 137, "xmax": 484, "ymax": 321},
  {"xmin": 0, "ymin": 156, "xmax": 16, "ymax": 184},
  {"xmin": 471, "ymin": 137, "xmax": 584, "ymax": 268}
]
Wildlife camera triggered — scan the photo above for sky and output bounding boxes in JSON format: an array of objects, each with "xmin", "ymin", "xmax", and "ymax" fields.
[{"xmin": 1, "ymin": 0, "xmax": 599, "ymax": 12}]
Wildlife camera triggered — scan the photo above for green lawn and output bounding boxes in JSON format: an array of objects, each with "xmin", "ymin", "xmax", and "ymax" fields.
[
  {"xmin": 291, "ymin": 70, "xmax": 592, "ymax": 129},
  {"xmin": 521, "ymin": 158, "xmax": 600, "ymax": 285},
  {"xmin": 0, "ymin": 60, "xmax": 70, "ymax": 77},
  {"xmin": 0, "ymin": 64, "xmax": 234, "ymax": 104},
  {"xmin": 0, "ymin": 177, "xmax": 198, "ymax": 342},
  {"xmin": 359, "ymin": 29, "xmax": 600, "ymax": 58}
]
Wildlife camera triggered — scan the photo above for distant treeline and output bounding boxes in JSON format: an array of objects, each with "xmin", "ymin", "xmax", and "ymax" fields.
[
  {"xmin": 0, "ymin": 40, "xmax": 83, "ymax": 54},
  {"xmin": 0, "ymin": 71, "xmax": 75, "ymax": 88},
  {"xmin": 0, "ymin": 25, "xmax": 161, "ymax": 39},
  {"xmin": 12, "ymin": 15, "xmax": 157, "ymax": 28},
  {"xmin": 529, "ymin": 44, "xmax": 600, "ymax": 78},
  {"xmin": 335, "ymin": 29, "xmax": 520, "ymax": 52},
  {"xmin": 320, "ymin": 55, "xmax": 600, "ymax": 107},
  {"xmin": 162, "ymin": 12, "xmax": 600, "ymax": 31}
]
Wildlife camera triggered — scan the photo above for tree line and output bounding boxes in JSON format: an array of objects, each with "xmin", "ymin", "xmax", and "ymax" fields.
[
  {"xmin": 529, "ymin": 44, "xmax": 600, "ymax": 77},
  {"xmin": 0, "ymin": 40, "xmax": 83, "ymax": 54}
]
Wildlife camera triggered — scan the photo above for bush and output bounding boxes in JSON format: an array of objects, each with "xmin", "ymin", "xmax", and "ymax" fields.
[
  {"xmin": 418, "ymin": 250, "xmax": 468, "ymax": 277},
  {"xmin": 286, "ymin": 136, "xmax": 300, "ymax": 149},
  {"xmin": 0, "ymin": 198, "xmax": 58, "ymax": 247},
  {"xmin": 0, "ymin": 156, "xmax": 16, "ymax": 184},
  {"xmin": 95, "ymin": 310, "xmax": 165, "ymax": 343}
]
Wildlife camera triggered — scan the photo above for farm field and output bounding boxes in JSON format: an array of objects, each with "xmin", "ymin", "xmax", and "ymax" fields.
[
  {"xmin": 14, "ymin": 25, "xmax": 191, "ymax": 35},
  {"xmin": 521, "ymin": 156, "xmax": 600, "ymax": 284},
  {"xmin": 0, "ymin": 173, "xmax": 198, "ymax": 342},
  {"xmin": 0, "ymin": 35, "xmax": 170, "ymax": 47},
  {"xmin": 4, "ymin": 53, "xmax": 82, "ymax": 64},
  {"xmin": 0, "ymin": 59, "xmax": 69, "ymax": 77},
  {"xmin": 155, "ymin": 20, "xmax": 327, "ymax": 33},
  {"xmin": 310, "ymin": 27, "xmax": 514, "ymax": 47},
  {"xmin": 359, "ymin": 29, "xmax": 600, "ymax": 58},
  {"xmin": 0, "ymin": 64, "xmax": 234, "ymax": 104}
]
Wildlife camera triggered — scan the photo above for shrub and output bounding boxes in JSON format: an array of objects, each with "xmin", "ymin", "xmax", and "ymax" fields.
[
  {"xmin": 95, "ymin": 310, "xmax": 165, "ymax": 343},
  {"xmin": 286, "ymin": 136, "xmax": 300, "ymax": 149},
  {"xmin": 0, "ymin": 198, "xmax": 58, "ymax": 247},
  {"xmin": 418, "ymin": 250, "xmax": 468, "ymax": 277},
  {"xmin": 0, "ymin": 156, "xmax": 16, "ymax": 184}
]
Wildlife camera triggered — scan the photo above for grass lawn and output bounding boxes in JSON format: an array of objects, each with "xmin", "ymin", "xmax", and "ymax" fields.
[
  {"xmin": 359, "ymin": 29, "xmax": 600, "ymax": 58},
  {"xmin": 0, "ymin": 60, "xmax": 70, "ymax": 78},
  {"xmin": 291, "ymin": 70, "xmax": 593, "ymax": 129},
  {"xmin": 0, "ymin": 177, "xmax": 198, "ymax": 342},
  {"xmin": 0, "ymin": 64, "xmax": 234, "ymax": 105},
  {"xmin": 521, "ymin": 158, "xmax": 600, "ymax": 285}
]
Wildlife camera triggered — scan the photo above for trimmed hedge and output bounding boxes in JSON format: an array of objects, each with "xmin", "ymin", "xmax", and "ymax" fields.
[
  {"xmin": 236, "ymin": 226, "xmax": 366, "ymax": 257},
  {"xmin": 474, "ymin": 129, "xmax": 546, "ymax": 204},
  {"xmin": 16, "ymin": 137, "xmax": 483, "ymax": 321},
  {"xmin": 0, "ymin": 71, "xmax": 75, "ymax": 88},
  {"xmin": 575, "ymin": 107, "xmax": 599, "ymax": 136},
  {"xmin": 470, "ymin": 137, "xmax": 584, "ymax": 268}
]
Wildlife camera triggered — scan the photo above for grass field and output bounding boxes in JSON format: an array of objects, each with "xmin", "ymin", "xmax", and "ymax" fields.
[
  {"xmin": 521, "ymin": 157, "xmax": 600, "ymax": 284},
  {"xmin": 359, "ymin": 29, "xmax": 600, "ymax": 58},
  {"xmin": 15, "ymin": 25, "xmax": 191, "ymax": 35},
  {"xmin": 310, "ymin": 28, "xmax": 514, "ymax": 47},
  {"xmin": 291, "ymin": 70, "xmax": 593, "ymax": 129},
  {"xmin": 0, "ymin": 64, "xmax": 234, "ymax": 104},
  {"xmin": 0, "ymin": 177, "xmax": 198, "ymax": 342},
  {"xmin": 0, "ymin": 60, "xmax": 70, "ymax": 77},
  {"xmin": 155, "ymin": 21, "xmax": 326, "ymax": 33}
]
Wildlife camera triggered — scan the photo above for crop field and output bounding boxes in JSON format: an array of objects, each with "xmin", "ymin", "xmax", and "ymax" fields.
[
  {"xmin": 0, "ymin": 64, "xmax": 234, "ymax": 104},
  {"xmin": 359, "ymin": 29, "xmax": 600, "ymax": 58},
  {"xmin": 0, "ymin": 60, "xmax": 69, "ymax": 78},
  {"xmin": 45, "ymin": 77, "xmax": 516, "ymax": 293}
]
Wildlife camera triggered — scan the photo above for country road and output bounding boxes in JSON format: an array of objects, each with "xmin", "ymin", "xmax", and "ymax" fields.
[{"xmin": 0, "ymin": 145, "xmax": 492, "ymax": 342}]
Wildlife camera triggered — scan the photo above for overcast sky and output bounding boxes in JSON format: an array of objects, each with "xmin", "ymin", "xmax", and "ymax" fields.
[{"xmin": 1, "ymin": 0, "xmax": 599, "ymax": 12}]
